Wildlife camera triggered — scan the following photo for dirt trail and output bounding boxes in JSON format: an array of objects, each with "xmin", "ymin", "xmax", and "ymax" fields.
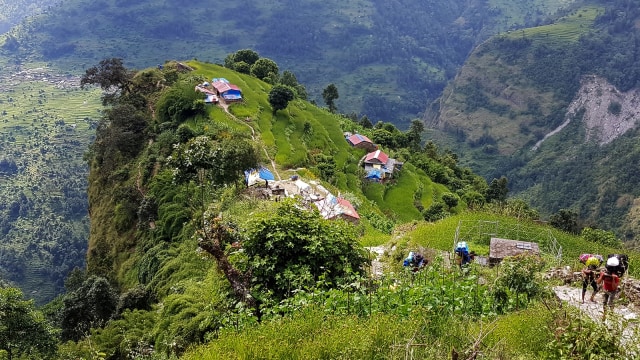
[
  {"xmin": 554, "ymin": 285, "xmax": 639, "ymax": 344},
  {"xmin": 217, "ymin": 102, "xmax": 281, "ymax": 180},
  {"xmin": 554, "ymin": 285, "xmax": 638, "ymax": 321}
]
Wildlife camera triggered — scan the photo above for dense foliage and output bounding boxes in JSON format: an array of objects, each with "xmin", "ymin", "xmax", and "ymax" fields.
[
  {"xmin": 0, "ymin": 287, "xmax": 57, "ymax": 359},
  {"xmin": 0, "ymin": 0, "xmax": 571, "ymax": 125}
]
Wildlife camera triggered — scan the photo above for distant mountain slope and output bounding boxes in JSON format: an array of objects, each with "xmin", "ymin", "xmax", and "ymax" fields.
[
  {"xmin": 0, "ymin": 0, "xmax": 61, "ymax": 34},
  {"xmin": 426, "ymin": 0, "xmax": 640, "ymax": 238},
  {"xmin": 0, "ymin": 68, "xmax": 102, "ymax": 303},
  {"xmin": 0, "ymin": 0, "xmax": 574, "ymax": 126}
]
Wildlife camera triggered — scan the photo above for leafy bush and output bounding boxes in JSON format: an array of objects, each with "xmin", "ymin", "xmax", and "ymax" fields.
[
  {"xmin": 581, "ymin": 227, "xmax": 621, "ymax": 247},
  {"xmin": 423, "ymin": 201, "xmax": 448, "ymax": 222},
  {"xmin": 243, "ymin": 199, "xmax": 367, "ymax": 300},
  {"xmin": 542, "ymin": 309, "xmax": 640, "ymax": 359}
]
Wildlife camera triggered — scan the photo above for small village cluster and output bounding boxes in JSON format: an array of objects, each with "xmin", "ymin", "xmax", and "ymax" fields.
[
  {"xmin": 243, "ymin": 131, "xmax": 404, "ymax": 224},
  {"xmin": 195, "ymin": 77, "xmax": 243, "ymax": 104}
]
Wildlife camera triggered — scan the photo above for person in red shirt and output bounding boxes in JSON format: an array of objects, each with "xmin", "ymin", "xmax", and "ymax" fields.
[{"xmin": 597, "ymin": 257, "xmax": 621, "ymax": 317}]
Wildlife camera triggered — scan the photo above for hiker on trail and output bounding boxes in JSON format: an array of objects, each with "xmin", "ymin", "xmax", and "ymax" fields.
[
  {"xmin": 581, "ymin": 256, "xmax": 600, "ymax": 303},
  {"xmin": 597, "ymin": 257, "xmax": 621, "ymax": 315},
  {"xmin": 455, "ymin": 241, "xmax": 472, "ymax": 268},
  {"xmin": 403, "ymin": 251, "xmax": 426, "ymax": 272}
]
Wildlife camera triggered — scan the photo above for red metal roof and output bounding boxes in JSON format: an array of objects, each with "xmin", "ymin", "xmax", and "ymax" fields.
[
  {"xmin": 212, "ymin": 81, "xmax": 232, "ymax": 93},
  {"xmin": 347, "ymin": 134, "xmax": 373, "ymax": 146},
  {"xmin": 365, "ymin": 150, "xmax": 389, "ymax": 164},
  {"xmin": 338, "ymin": 198, "xmax": 360, "ymax": 219}
]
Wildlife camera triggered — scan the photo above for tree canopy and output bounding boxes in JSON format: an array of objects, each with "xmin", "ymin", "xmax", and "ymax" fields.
[
  {"xmin": 243, "ymin": 200, "xmax": 367, "ymax": 300},
  {"xmin": 322, "ymin": 83, "xmax": 339, "ymax": 113},
  {"xmin": 0, "ymin": 287, "xmax": 57, "ymax": 360},
  {"xmin": 250, "ymin": 58, "xmax": 279, "ymax": 82},
  {"xmin": 80, "ymin": 58, "xmax": 135, "ymax": 105},
  {"xmin": 268, "ymin": 85, "xmax": 295, "ymax": 114}
]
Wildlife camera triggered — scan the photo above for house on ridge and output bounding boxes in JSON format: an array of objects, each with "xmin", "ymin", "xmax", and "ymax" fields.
[
  {"xmin": 346, "ymin": 133, "xmax": 377, "ymax": 152},
  {"xmin": 363, "ymin": 150, "xmax": 402, "ymax": 182},
  {"xmin": 212, "ymin": 79, "xmax": 243, "ymax": 102}
]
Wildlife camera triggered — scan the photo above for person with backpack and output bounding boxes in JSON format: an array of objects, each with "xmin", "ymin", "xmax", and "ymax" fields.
[
  {"xmin": 597, "ymin": 257, "xmax": 622, "ymax": 317},
  {"xmin": 455, "ymin": 242, "xmax": 472, "ymax": 268},
  {"xmin": 581, "ymin": 256, "xmax": 600, "ymax": 303},
  {"xmin": 403, "ymin": 251, "xmax": 426, "ymax": 272}
]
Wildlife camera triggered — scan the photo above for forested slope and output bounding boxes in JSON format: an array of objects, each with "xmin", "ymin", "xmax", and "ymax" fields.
[
  {"xmin": 0, "ymin": 0, "xmax": 582, "ymax": 302},
  {"xmin": 426, "ymin": 0, "xmax": 640, "ymax": 239},
  {"xmin": 0, "ymin": 0, "xmax": 573, "ymax": 125}
]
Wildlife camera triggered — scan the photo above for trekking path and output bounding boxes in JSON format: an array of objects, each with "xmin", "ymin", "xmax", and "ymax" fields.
[
  {"xmin": 218, "ymin": 102, "xmax": 281, "ymax": 180},
  {"xmin": 554, "ymin": 285, "xmax": 638, "ymax": 321},
  {"xmin": 553, "ymin": 285, "xmax": 639, "ymax": 342},
  {"xmin": 367, "ymin": 246, "xmax": 386, "ymax": 277}
]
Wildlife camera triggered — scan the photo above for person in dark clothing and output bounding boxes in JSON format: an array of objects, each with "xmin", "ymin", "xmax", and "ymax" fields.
[
  {"xmin": 581, "ymin": 257, "xmax": 599, "ymax": 303},
  {"xmin": 403, "ymin": 251, "xmax": 426, "ymax": 272}
]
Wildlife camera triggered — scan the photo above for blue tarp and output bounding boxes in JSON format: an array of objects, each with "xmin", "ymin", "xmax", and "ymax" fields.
[
  {"xmin": 244, "ymin": 166, "xmax": 275, "ymax": 186},
  {"xmin": 366, "ymin": 169, "xmax": 382, "ymax": 180},
  {"xmin": 258, "ymin": 167, "xmax": 275, "ymax": 181}
]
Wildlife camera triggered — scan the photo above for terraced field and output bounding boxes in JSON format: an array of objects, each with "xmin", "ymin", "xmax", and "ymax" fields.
[
  {"xmin": 505, "ymin": 6, "xmax": 603, "ymax": 45},
  {"xmin": 0, "ymin": 66, "xmax": 101, "ymax": 303}
]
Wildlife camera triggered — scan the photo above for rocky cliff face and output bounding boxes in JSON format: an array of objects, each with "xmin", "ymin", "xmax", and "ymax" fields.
[
  {"xmin": 568, "ymin": 75, "xmax": 640, "ymax": 145},
  {"xmin": 533, "ymin": 74, "xmax": 640, "ymax": 151}
]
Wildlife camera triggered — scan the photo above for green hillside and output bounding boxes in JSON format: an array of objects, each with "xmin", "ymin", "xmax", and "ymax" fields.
[
  {"xmin": 0, "ymin": 0, "xmax": 582, "ymax": 303},
  {"xmin": 426, "ymin": 0, "xmax": 640, "ymax": 239},
  {"xmin": 5, "ymin": 55, "xmax": 639, "ymax": 356},
  {"xmin": 0, "ymin": 0, "xmax": 59, "ymax": 33},
  {"xmin": 0, "ymin": 0, "xmax": 575, "ymax": 125},
  {"xmin": 0, "ymin": 67, "xmax": 102, "ymax": 303},
  {"xmin": 84, "ymin": 59, "xmax": 490, "ymax": 281}
]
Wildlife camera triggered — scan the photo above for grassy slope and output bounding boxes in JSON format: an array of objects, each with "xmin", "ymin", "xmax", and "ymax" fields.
[
  {"xmin": 183, "ymin": 208, "xmax": 639, "ymax": 359},
  {"xmin": 186, "ymin": 61, "xmax": 440, "ymax": 227}
]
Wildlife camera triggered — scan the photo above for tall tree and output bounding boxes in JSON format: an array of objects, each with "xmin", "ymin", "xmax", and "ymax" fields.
[
  {"xmin": 322, "ymin": 83, "xmax": 339, "ymax": 113},
  {"xmin": 250, "ymin": 58, "xmax": 279, "ymax": 82},
  {"xmin": 61, "ymin": 276, "xmax": 117, "ymax": 341},
  {"xmin": 81, "ymin": 58, "xmax": 134, "ymax": 105},
  {"xmin": 486, "ymin": 176, "xmax": 509, "ymax": 203},
  {"xmin": 0, "ymin": 287, "xmax": 57, "ymax": 360},
  {"xmin": 268, "ymin": 85, "xmax": 295, "ymax": 114},
  {"xmin": 549, "ymin": 209, "xmax": 580, "ymax": 234},
  {"xmin": 167, "ymin": 136, "xmax": 259, "ymax": 186},
  {"xmin": 233, "ymin": 49, "xmax": 260, "ymax": 66},
  {"xmin": 406, "ymin": 119, "xmax": 425, "ymax": 150}
]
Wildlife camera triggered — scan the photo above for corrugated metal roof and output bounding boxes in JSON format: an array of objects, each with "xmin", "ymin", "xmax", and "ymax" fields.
[{"xmin": 365, "ymin": 150, "xmax": 389, "ymax": 164}]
